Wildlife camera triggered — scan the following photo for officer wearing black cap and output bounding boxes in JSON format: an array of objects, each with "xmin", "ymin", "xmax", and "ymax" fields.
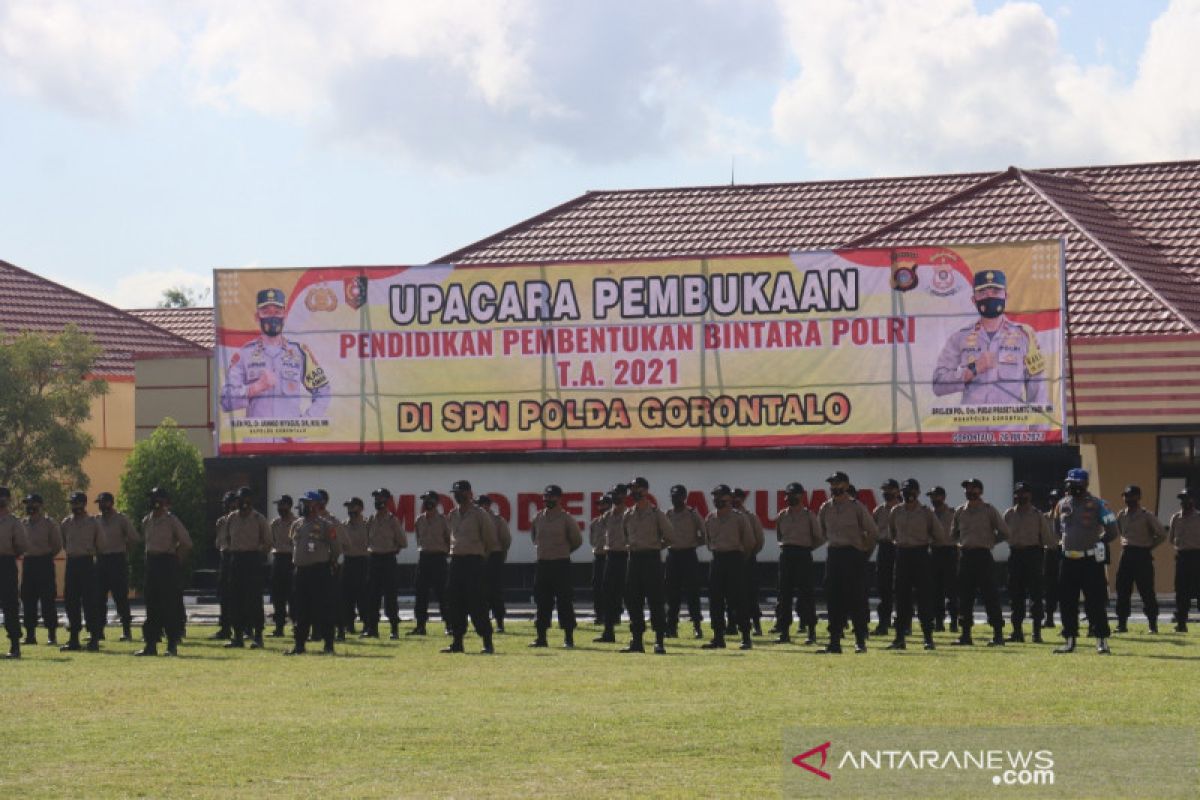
[
  {"xmin": 621, "ymin": 477, "xmax": 671, "ymax": 654},
  {"xmin": 286, "ymin": 490, "xmax": 341, "ymax": 655},
  {"xmin": 1114, "ymin": 485, "xmax": 1166, "ymax": 633},
  {"xmin": 926, "ymin": 485, "xmax": 958, "ymax": 632},
  {"xmin": 530, "ymin": 485, "xmax": 583, "ymax": 648},
  {"xmin": 664, "ymin": 484, "xmax": 705, "ymax": 640},
  {"xmin": 136, "ymin": 487, "xmax": 192, "ymax": 656},
  {"xmin": 872, "ymin": 479, "xmax": 902, "ymax": 637},
  {"xmin": 409, "ymin": 490, "xmax": 450, "ymax": 636},
  {"xmin": 95, "ymin": 490, "xmax": 138, "ymax": 642},
  {"xmin": 818, "ymin": 471, "xmax": 877, "ymax": 653},
  {"xmin": 338, "ymin": 496, "xmax": 371, "ymax": 641},
  {"xmin": 887, "ymin": 479, "xmax": 939, "ymax": 650},
  {"xmin": 211, "ymin": 489, "xmax": 238, "ymax": 641},
  {"xmin": 443, "ymin": 479, "xmax": 498, "ymax": 654},
  {"xmin": 1041, "ymin": 488, "xmax": 1063, "ymax": 629},
  {"xmin": 59, "ymin": 491, "xmax": 103, "ymax": 651},
  {"xmin": 702, "ymin": 484, "xmax": 754, "ymax": 650},
  {"xmin": 951, "ymin": 478, "xmax": 1009, "ymax": 647},
  {"xmin": 268, "ymin": 494, "xmax": 297, "ymax": 637},
  {"xmin": 731, "ymin": 488, "xmax": 765, "ymax": 637},
  {"xmin": 589, "ymin": 494, "xmax": 613, "ymax": 627},
  {"xmin": 774, "ymin": 481, "xmax": 824, "ymax": 645},
  {"xmin": 1169, "ymin": 488, "xmax": 1200, "ymax": 632},
  {"xmin": 1, "ymin": 487, "xmax": 28, "ymax": 658},
  {"xmin": 21, "ymin": 493, "xmax": 62, "ymax": 646},
  {"xmin": 221, "ymin": 486, "xmax": 271, "ymax": 648},
  {"xmin": 1003, "ymin": 482, "xmax": 1052, "ymax": 643},
  {"xmin": 365, "ymin": 488, "xmax": 407, "ymax": 639},
  {"xmin": 477, "ymin": 494, "xmax": 512, "ymax": 633},
  {"xmin": 595, "ymin": 483, "xmax": 630, "ymax": 643}
]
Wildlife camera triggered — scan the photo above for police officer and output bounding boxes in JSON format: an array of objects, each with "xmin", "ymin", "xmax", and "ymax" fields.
[
  {"xmin": 95, "ymin": 491, "xmax": 138, "ymax": 642},
  {"xmin": 1041, "ymin": 488, "xmax": 1063, "ymax": 629},
  {"xmin": 338, "ymin": 497, "xmax": 370, "ymax": 641},
  {"xmin": 220, "ymin": 288, "xmax": 331, "ymax": 423},
  {"xmin": 443, "ymin": 479, "xmax": 498, "ymax": 654},
  {"xmin": 1114, "ymin": 485, "xmax": 1166, "ymax": 633},
  {"xmin": 775, "ymin": 482, "xmax": 824, "ymax": 645},
  {"xmin": 21, "ymin": 493, "xmax": 62, "ymax": 646},
  {"xmin": 409, "ymin": 490, "xmax": 450, "ymax": 636},
  {"xmin": 926, "ymin": 486, "xmax": 958, "ymax": 632},
  {"xmin": 1, "ymin": 488, "xmax": 27, "ymax": 659},
  {"xmin": 731, "ymin": 488, "xmax": 765, "ymax": 637},
  {"xmin": 589, "ymin": 494, "xmax": 612, "ymax": 626},
  {"xmin": 664, "ymin": 484, "xmax": 705, "ymax": 640},
  {"xmin": 212, "ymin": 490, "xmax": 238, "ymax": 641},
  {"xmin": 530, "ymin": 485, "xmax": 583, "ymax": 649},
  {"xmin": 951, "ymin": 478, "xmax": 1009, "ymax": 647},
  {"xmin": 1052, "ymin": 468, "xmax": 1118, "ymax": 654},
  {"xmin": 932, "ymin": 269, "xmax": 1048, "ymax": 406},
  {"xmin": 60, "ymin": 492, "xmax": 102, "ymax": 652},
  {"xmin": 364, "ymin": 488, "xmax": 406, "ymax": 639},
  {"xmin": 1169, "ymin": 488, "xmax": 1200, "ymax": 633},
  {"xmin": 872, "ymin": 479, "xmax": 902, "ymax": 636},
  {"xmin": 887, "ymin": 479, "xmax": 938, "ymax": 650},
  {"xmin": 818, "ymin": 472, "xmax": 877, "ymax": 654},
  {"xmin": 286, "ymin": 491, "xmax": 340, "ymax": 655},
  {"xmin": 1003, "ymin": 482, "xmax": 1052, "ymax": 643},
  {"xmin": 594, "ymin": 483, "xmax": 630, "ymax": 644},
  {"xmin": 702, "ymin": 485, "xmax": 754, "ymax": 650},
  {"xmin": 222, "ymin": 486, "xmax": 271, "ymax": 648},
  {"xmin": 477, "ymin": 494, "xmax": 511, "ymax": 633},
  {"xmin": 136, "ymin": 488, "xmax": 192, "ymax": 657},
  {"xmin": 268, "ymin": 494, "xmax": 296, "ymax": 637},
  {"xmin": 620, "ymin": 477, "xmax": 671, "ymax": 654}
]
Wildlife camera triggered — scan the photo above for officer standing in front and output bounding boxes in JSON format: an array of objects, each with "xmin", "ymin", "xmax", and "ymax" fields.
[
  {"xmin": 887, "ymin": 479, "xmax": 939, "ymax": 651},
  {"xmin": 1169, "ymin": 488, "xmax": 1200, "ymax": 633},
  {"xmin": 622, "ymin": 477, "xmax": 672, "ymax": 654},
  {"xmin": 774, "ymin": 481, "xmax": 824, "ymax": 645},
  {"xmin": 951, "ymin": 478, "xmax": 1009, "ymax": 647},
  {"xmin": 443, "ymin": 479, "xmax": 498, "ymax": 654},
  {"xmin": 1114, "ymin": 485, "xmax": 1166, "ymax": 634},
  {"xmin": 95, "ymin": 491, "xmax": 139, "ymax": 641},
  {"xmin": 223, "ymin": 486, "xmax": 271, "ymax": 648},
  {"xmin": 872, "ymin": 479, "xmax": 902, "ymax": 637},
  {"xmin": 818, "ymin": 471, "xmax": 877, "ymax": 654},
  {"xmin": 21, "ymin": 494, "xmax": 62, "ymax": 646},
  {"xmin": 268, "ymin": 494, "xmax": 296, "ymax": 638},
  {"xmin": 595, "ymin": 483, "xmax": 630, "ymax": 643},
  {"xmin": 60, "ymin": 492, "xmax": 103, "ymax": 652},
  {"xmin": 529, "ymin": 485, "xmax": 583, "ymax": 649},
  {"xmin": 286, "ymin": 491, "xmax": 340, "ymax": 655},
  {"xmin": 664, "ymin": 484, "xmax": 705, "ymax": 640},
  {"xmin": 926, "ymin": 486, "xmax": 958, "ymax": 632},
  {"xmin": 1, "ymin": 488, "xmax": 27, "ymax": 659},
  {"xmin": 478, "ymin": 494, "xmax": 511, "ymax": 633},
  {"xmin": 1052, "ymin": 468, "xmax": 1118, "ymax": 654},
  {"xmin": 701, "ymin": 484, "xmax": 754, "ymax": 650},
  {"xmin": 136, "ymin": 488, "xmax": 192, "ymax": 657},
  {"xmin": 337, "ymin": 497, "xmax": 371, "ymax": 641},
  {"xmin": 589, "ymin": 494, "xmax": 612, "ymax": 626},
  {"xmin": 365, "ymin": 488, "xmax": 406, "ymax": 639},
  {"xmin": 1003, "ymin": 482, "xmax": 1051, "ymax": 643},
  {"xmin": 1041, "ymin": 488, "xmax": 1063, "ymax": 629},
  {"xmin": 409, "ymin": 490, "xmax": 450, "ymax": 636}
]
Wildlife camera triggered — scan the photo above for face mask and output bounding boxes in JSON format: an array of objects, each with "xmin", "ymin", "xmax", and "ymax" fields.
[
  {"xmin": 786, "ymin": 495, "xmax": 801, "ymax": 507},
  {"xmin": 452, "ymin": 491, "xmax": 469, "ymax": 505},
  {"xmin": 976, "ymin": 298, "xmax": 1005, "ymax": 318},
  {"xmin": 1069, "ymin": 484, "xmax": 1086, "ymax": 497},
  {"xmin": 902, "ymin": 491, "xmax": 917, "ymax": 502},
  {"xmin": 422, "ymin": 499, "xmax": 437, "ymax": 510},
  {"xmin": 715, "ymin": 498, "xmax": 729, "ymax": 509},
  {"xmin": 1183, "ymin": 500, "xmax": 1195, "ymax": 511},
  {"xmin": 965, "ymin": 490, "xmax": 981, "ymax": 501},
  {"xmin": 831, "ymin": 486, "xmax": 846, "ymax": 497},
  {"xmin": 259, "ymin": 315, "xmax": 284, "ymax": 337},
  {"xmin": 544, "ymin": 497, "xmax": 558, "ymax": 508},
  {"xmin": 26, "ymin": 505, "xmax": 36, "ymax": 516},
  {"xmin": 374, "ymin": 500, "xmax": 387, "ymax": 510}
]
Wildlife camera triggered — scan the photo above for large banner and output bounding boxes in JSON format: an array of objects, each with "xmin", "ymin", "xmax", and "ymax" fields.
[{"xmin": 214, "ymin": 241, "xmax": 1065, "ymax": 455}]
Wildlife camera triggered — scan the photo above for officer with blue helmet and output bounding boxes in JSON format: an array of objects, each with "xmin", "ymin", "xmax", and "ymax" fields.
[{"xmin": 1051, "ymin": 468, "xmax": 1118, "ymax": 654}]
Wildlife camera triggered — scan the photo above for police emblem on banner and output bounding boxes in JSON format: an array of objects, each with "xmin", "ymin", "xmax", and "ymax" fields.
[
  {"xmin": 890, "ymin": 250, "xmax": 919, "ymax": 292},
  {"xmin": 344, "ymin": 276, "xmax": 368, "ymax": 310},
  {"xmin": 305, "ymin": 285, "xmax": 338, "ymax": 312}
]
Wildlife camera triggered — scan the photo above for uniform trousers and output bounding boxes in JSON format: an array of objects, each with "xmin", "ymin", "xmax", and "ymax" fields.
[
  {"xmin": 339, "ymin": 555, "xmax": 369, "ymax": 631},
  {"xmin": 931, "ymin": 546, "xmax": 959, "ymax": 625},
  {"xmin": 664, "ymin": 548, "xmax": 702, "ymax": 628},
  {"xmin": 1058, "ymin": 554, "xmax": 1111, "ymax": 638},
  {"xmin": 1115, "ymin": 545, "xmax": 1157, "ymax": 623},
  {"xmin": 485, "ymin": 551, "xmax": 506, "ymax": 625},
  {"xmin": 708, "ymin": 551, "xmax": 745, "ymax": 638},
  {"xmin": 270, "ymin": 553, "xmax": 293, "ymax": 628},
  {"xmin": 826, "ymin": 546, "xmax": 869, "ymax": 643},
  {"xmin": 776, "ymin": 545, "xmax": 817, "ymax": 632},
  {"xmin": 142, "ymin": 554, "xmax": 183, "ymax": 646},
  {"xmin": 534, "ymin": 558, "xmax": 576, "ymax": 631},
  {"xmin": 413, "ymin": 552, "xmax": 448, "ymax": 626},
  {"xmin": 446, "ymin": 554, "xmax": 492, "ymax": 640},
  {"xmin": 624, "ymin": 550, "xmax": 666, "ymax": 637},
  {"xmin": 591, "ymin": 553, "xmax": 607, "ymax": 620},
  {"xmin": 20, "ymin": 554, "xmax": 57, "ymax": 634},
  {"xmin": 229, "ymin": 551, "xmax": 266, "ymax": 637},
  {"xmin": 367, "ymin": 553, "xmax": 401, "ymax": 628},
  {"xmin": 957, "ymin": 549, "xmax": 1003, "ymax": 633},
  {"xmin": 64, "ymin": 556, "xmax": 102, "ymax": 639},
  {"xmin": 96, "ymin": 553, "xmax": 133, "ymax": 629},
  {"xmin": 1, "ymin": 556, "xmax": 20, "ymax": 644},
  {"xmin": 1175, "ymin": 551, "xmax": 1200, "ymax": 623},
  {"xmin": 602, "ymin": 551, "xmax": 628, "ymax": 628},
  {"xmin": 1007, "ymin": 546, "xmax": 1044, "ymax": 625},
  {"xmin": 292, "ymin": 562, "xmax": 335, "ymax": 647},
  {"xmin": 875, "ymin": 541, "xmax": 896, "ymax": 627}
]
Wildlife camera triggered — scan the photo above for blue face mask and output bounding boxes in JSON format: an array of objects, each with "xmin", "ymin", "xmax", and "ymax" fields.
[{"xmin": 976, "ymin": 298, "xmax": 1005, "ymax": 319}]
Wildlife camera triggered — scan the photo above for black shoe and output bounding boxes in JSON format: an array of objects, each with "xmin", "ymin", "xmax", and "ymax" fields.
[
  {"xmin": 495, "ymin": 621, "xmax": 505, "ymax": 634},
  {"xmin": 390, "ymin": 625, "xmax": 400, "ymax": 640},
  {"xmin": 1043, "ymin": 614, "xmax": 1055, "ymax": 629},
  {"xmin": 1032, "ymin": 626, "xmax": 1044, "ymax": 644},
  {"xmin": 224, "ymin": 638, "xmax": 245, "ymax": 649},
  {"xmin": 934, "ymin": 620, "xmax": 946, "ymax": 632},
  {"xmin": 1115, "ymin": 622, "xmax": 1128, "ymax": 634},
  {"xmin": 440, "ymin": 641, "xmax": 465, "ymax": 654},
  {"xmin": 1175, "ymin": 622, "xmax": 1188, "ymax": 633},
  {"xmin": 46, "ymin": 632, "xmax": 58, "ymax": 646},
  {"xmin": 322, "ymin": 642, "xmax": 335, "ymax": 655},
  {"xmin": 528, "ymin": 639, "xmax": 548, "ymax": 648},
  {"xmin": 950, "ymin": 636, "xmax": 973, "ymax": 647},
  {"xmin": 284, "ymin": 646, "xmax": 306, "ymax": 656},
  {"xmin": 949, "ymin": 621, "xmax": 959, "ymax": 633},
  {"xmin": 987, "ymin": 637, "xmax": 1005, "ymax": 648},
  {"xmin": 270, "ymin": 626, "xmax": 286, "ymax": 638},
  {"xmin": 701, "ymin": 639, "xmax": 726, "ymax": 650},
  {"xmin": 134, "ymin": 645, "xmax": 159, "ymax": 657},
  {"xmin": 619, "ymin": 640, "xmax": 645, "ymax": 653},
  {"xmin": 693, "ymin": 623, "xmax": 704, "ymax": 639},
  {"xmin": 563, "ymin": 632, "xmax": 575, "ymax": 649},
  {"xmin": 772, "ymin": 635, "xmax": 792, "ymax": 644},
  {"xmin": 664, "ymin": 627, "xmax": 678, "ymax": 639},
  {"xmin": 1006, "ymin": 627, "xmax": 1025, "ymax": 643},
  {"xmin": 885, "ymin": 640, "xmax": 906, "ymax": 651},
  {"xmin": 85, "ymin": 640, "xmax": 101, "ymax": 652},
  {"xmin": 406, "ymin": 626, "xmax": 427, "ymax": 636},
  {"xmin": 61, "ymin": 637, "xmax": 82, "ymax": 652},
  {"xmin": 1148, "ymin": 620, "xmax": 1159, "ymax": 634},
  {"xmin": 209, "ymin": 628, "xmax": 231, "ymax": 640},
  {"xmin": 923, "ymin": 637, "xmax": 936, "ymax": 651},
  {"xmin": 872, "ymin": 625, "xmax": 889, "ymax": 637},
  {"xmin": 250, "ymin": 637, "xmax": 264, "ymax": 649},
  {"xmin": 360, "ymin": 629, "xmax": 378, "ymax": 639},
  {"xmin": 817, "ymin": 643, "xmax": 842, "ymax": 654},
  {"xmin": 165, "ymin": 643, "xmax": 179, "ymax": 657},
  {"xmin": 752, "ymin": 621, "xmax": 763, "ymax": 637},
  {"xmin": 803, "ymin": 633, "xmax": 817, "ymax": 646},
  {"xmin": 119, "ymin": 630, "xmax": 134, "ymax": 643},
  {"xmin": 593, "ymin": 631, "xmax": 616, "ymax": 643},
  {"xmin": 654, "ymin": 642, "xmax": 667, "ymax": 654},
  {"xmin": 335, "ymin": 632, "xmax": 346, "ymax": 643},
  {"xmin": 1054, "ymin": 637, "xmax": 1076, "ymax": 654},
  {"xmin": 22, "ymin": 635, "xmax": 35, "ymax": 646},
  {"xmin": 4, "ymin": 647, "xmax": 19, "ymax": 659},
  {"xmin": 739, "ymin": 635, "xmax": 753, "ymax": 651},
  {"xmin": 854, "ymin": 641, "xmax": 867, "ymax": 654},
  {"xmin": 481, "ymin": 641, "xmax": 495, "ymax": 655}
]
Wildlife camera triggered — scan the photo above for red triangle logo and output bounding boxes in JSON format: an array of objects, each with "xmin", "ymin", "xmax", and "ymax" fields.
[{"xmin": 792, "ymin": 741, "xmax": 832, "ymax": 780}]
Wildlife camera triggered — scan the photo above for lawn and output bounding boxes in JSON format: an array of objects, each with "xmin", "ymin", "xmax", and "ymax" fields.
[{"xmin": 2, "ymin": 620, "xmax": 1197, "ymax": 798}]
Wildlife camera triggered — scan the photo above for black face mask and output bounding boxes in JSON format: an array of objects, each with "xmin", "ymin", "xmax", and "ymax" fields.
[
  {"xmin": 902, "ymin": 490, "xmax": 918, "ymax": 502},
  {"xmin": 965, "ymin": 490, "xmax": 981, "ymax": 502},
  {"xmin": 26, "ymin": 505, "xmax": 37, "ymax": 516},
  {"xmin": 715, "ymin": 498, "xmax": 729, "ymax": 509},
  {"xmin": 259, "ymin": 316, "xmax": 284, "ymax": 337},
  {"xmin": 1068, "ymin": 484, "xmax": 1087, "ymax": 497},
  {"xmin": 786, "ymin": 495, "xmax": 801, "ymax": 507},
  {"xmin": 831, "ymin": 486, "xmax": 846, "ymax": 497},
  {"xmin": 976, "ymin": 298, "xmax": 1005, "ymax": 319},
  {"xmin": 1183, "ymin": 500, "xmax": 1195, "ymax": 512},
  {"xmin": 374, "ymin": 500, "xmax": 387, "ymax": 510},
  {"xmin": 422, "ymin": 499, "xmax": 438, "ymax": 511}
]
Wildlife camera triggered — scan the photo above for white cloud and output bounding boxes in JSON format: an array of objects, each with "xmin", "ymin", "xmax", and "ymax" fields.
[
  {"xmin": 770, "ymin": 0, "xmax": 1200, "ymax": 174},
  {"xmin": 79, "ymin": 268, "xmax": 211, "ymax": 310}
]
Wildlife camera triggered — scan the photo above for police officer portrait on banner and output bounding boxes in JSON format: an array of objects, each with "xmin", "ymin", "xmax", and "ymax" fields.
[
  {"xmin": 220, "ymin": 288, "xmax": 332, "ymax": 435},
  {"xmin": 932, "ymin": 269, "xmax": 1048, "ymax": 406}
]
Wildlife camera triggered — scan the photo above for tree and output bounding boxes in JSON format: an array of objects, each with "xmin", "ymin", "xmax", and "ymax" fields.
[
  {"xmin": 0, "ymin": 325, "xmax": 107, "ymax": 515},
  {"xmin": 118, "ymin": 418, "xmax": 206, "ymax": 589},
  {"xmin": 157, "ymin": 285, "xmax": 211, "ymax": 309}
]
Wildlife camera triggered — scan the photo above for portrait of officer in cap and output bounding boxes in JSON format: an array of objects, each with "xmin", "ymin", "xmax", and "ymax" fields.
[
  {"xmin": 932, "ymin": 269, "xmax": 1048, "ymax": 406},
  {"xmin": 220, "ymin": 287, "xmax": 331, "ymax": 422}
]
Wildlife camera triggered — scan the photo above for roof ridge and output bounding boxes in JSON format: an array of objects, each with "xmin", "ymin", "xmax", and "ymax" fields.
[
  {"xmin": 0, "ymin": 259, "xmax": 210, "ymax": 353},
  {"xmin": 434, "ymin": 193, "xmax": 599, "ymax": 264},
  {"xmin": 1016, "ymin": 168, "xmax": 1200, "ymax": 333}
]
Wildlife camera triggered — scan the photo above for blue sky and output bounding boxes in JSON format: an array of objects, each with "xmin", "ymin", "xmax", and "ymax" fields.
[{"xmin": 1, "ymin": 0, "xmax": 1194, "ymax": 308}]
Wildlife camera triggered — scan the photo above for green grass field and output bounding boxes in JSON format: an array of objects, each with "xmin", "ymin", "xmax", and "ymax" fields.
[{"xmin": 3, "ymin": 620, "xmax": 1197, "ymax": 799}]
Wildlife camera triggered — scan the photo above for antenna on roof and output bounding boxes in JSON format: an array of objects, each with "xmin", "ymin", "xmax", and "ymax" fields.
[{"xmin": 731, "ymin": 156, "xmax": 736, "ymax": 186}]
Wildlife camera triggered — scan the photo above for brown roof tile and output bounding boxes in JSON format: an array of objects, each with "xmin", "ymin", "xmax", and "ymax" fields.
[{"xmin": 128, "ymin": 307, "xmax": 215, "ymax": 349}]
